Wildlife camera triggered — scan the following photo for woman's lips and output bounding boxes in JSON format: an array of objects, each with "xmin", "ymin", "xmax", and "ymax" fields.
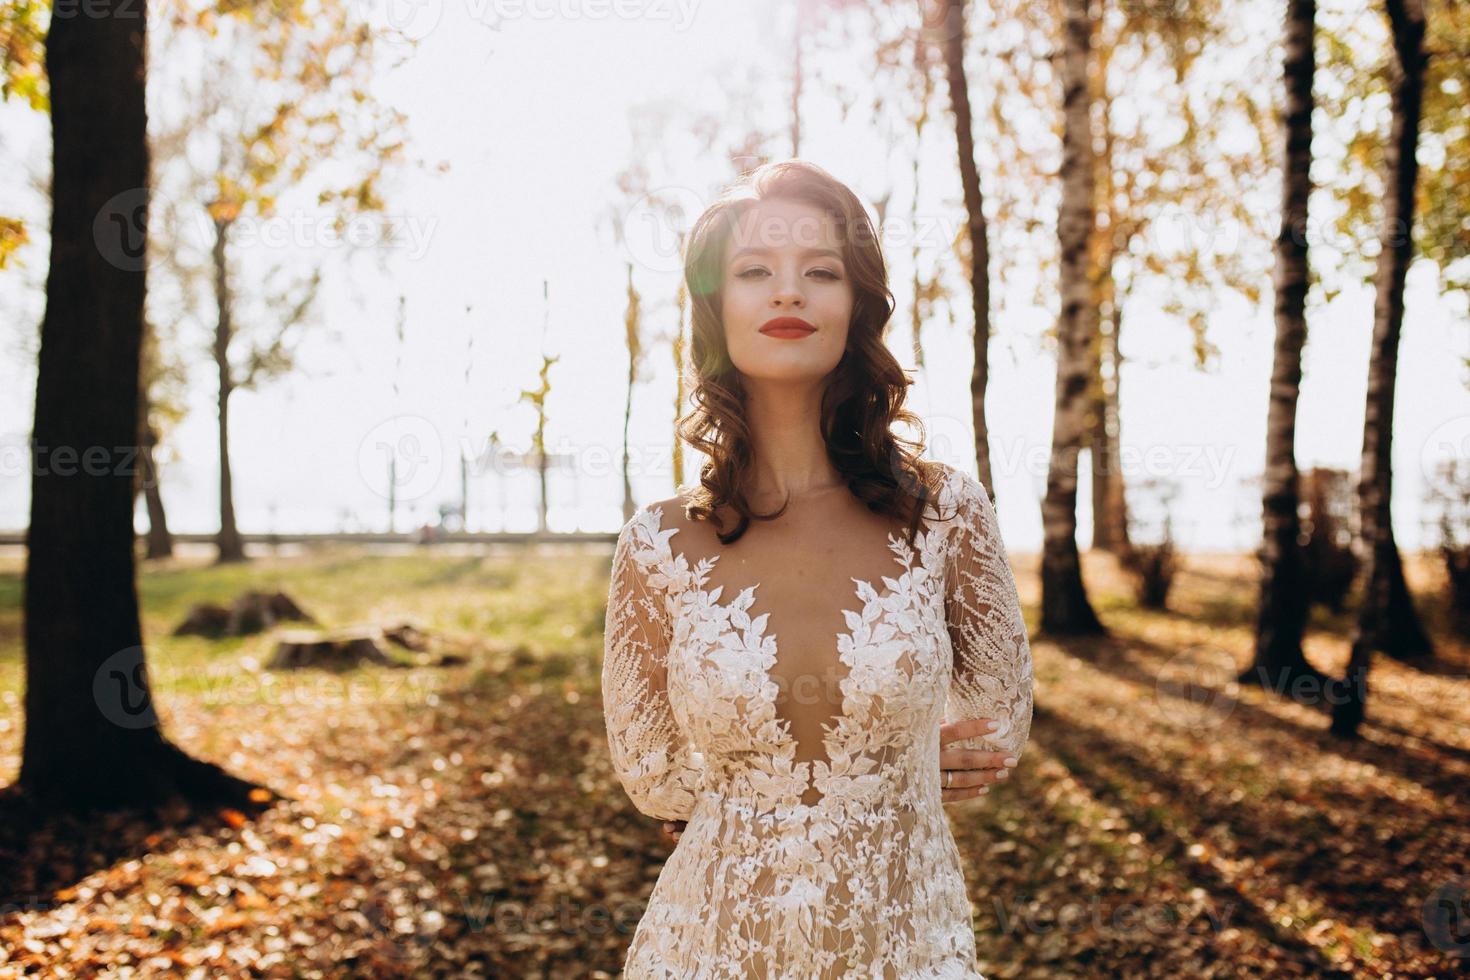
[{"xmin": 759, "ymin": 317, "xmax": 816, "ymax": 339}]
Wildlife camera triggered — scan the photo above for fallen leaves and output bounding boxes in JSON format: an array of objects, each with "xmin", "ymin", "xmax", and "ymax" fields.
[{"xmin": 0, "ymin": 547, "xmax": 1462, "ymax": 977}]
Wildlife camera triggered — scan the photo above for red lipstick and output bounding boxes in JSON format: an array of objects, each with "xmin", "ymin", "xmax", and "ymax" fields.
[{"xmin": 759, "ymin": 317, "xmax": 816, "ymax": 339}]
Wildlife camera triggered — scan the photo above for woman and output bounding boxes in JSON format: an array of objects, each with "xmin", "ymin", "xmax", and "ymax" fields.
[{"xmin": 602, "ymin": 159, "xmax": 1034, "ymax": 978}]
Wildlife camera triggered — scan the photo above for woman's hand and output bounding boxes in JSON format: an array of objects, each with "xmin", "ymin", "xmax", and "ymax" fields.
[
  {"xmin": 661, "ymin": 819, "xmax": 687, "ymax": 844},
  {"xmin": 940, "ymin": 717, "xmax": 1019, "ymax": 804}
]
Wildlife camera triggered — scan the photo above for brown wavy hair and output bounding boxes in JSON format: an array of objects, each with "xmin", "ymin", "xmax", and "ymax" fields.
[{"xmin": 676, "ymin": 159, "xmax": 953, "ymax": 548}]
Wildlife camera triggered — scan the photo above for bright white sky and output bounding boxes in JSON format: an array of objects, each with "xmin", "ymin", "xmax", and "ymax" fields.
[{"xmin": 0, "ymin": 0, "xmax": 1465, "ymax": 552}]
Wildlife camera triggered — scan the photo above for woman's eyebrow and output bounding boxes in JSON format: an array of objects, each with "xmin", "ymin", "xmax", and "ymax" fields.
[{"xmin": 728, "ymin": 246, "xmax": 845, "ymax": 263}]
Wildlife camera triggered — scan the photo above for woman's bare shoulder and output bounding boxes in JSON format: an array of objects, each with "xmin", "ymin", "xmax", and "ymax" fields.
[
  {"xmin": 648, "ymin": 490, "xmax": 734, "ymax": 554},
  {"xmin": 647, "ymin": 491, "xmax": 692, "ymax": 523},
  {"xmin": 640, "ymin": 492, "xmax": 713, "ymax": 543}
]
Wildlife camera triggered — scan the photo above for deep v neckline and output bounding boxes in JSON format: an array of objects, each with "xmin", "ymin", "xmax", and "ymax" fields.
[
  {"xmin": 646, "ymin": 503, "xmax": 917, "ymax": 648},
  {"xmin": 640, "ymin": 503, "xmax": 941, "ymax": 792}
]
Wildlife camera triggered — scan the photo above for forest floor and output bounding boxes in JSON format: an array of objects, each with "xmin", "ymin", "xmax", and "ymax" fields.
[{"xmin": 0, "ymin": 543, "xmax": 1465, "ymax": 978}]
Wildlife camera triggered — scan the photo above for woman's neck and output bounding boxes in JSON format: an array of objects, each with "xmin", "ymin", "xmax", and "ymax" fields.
[{"xmin": 741, "ymin": 379, "xmax": 841, "ymax": 498}]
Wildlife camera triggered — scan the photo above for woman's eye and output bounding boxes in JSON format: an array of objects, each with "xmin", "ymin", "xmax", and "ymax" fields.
[{"xmin": 735, "ymin": 267, "xmax": 841, "ymax": 280}]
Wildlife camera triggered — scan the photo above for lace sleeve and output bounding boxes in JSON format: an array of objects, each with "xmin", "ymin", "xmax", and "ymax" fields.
[
  {"xmin": 942, "ymin": 472, "xmax": 1035, "ymax": 759},
  {"xmin": 601, "ymin": 513, "xmax": 702, "ymax": 822}
]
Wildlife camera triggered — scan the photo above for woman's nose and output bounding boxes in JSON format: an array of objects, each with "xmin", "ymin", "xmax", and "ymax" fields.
[{"xmin": 770, "ymin": 281, "xmax": 805, "ymax": 308}]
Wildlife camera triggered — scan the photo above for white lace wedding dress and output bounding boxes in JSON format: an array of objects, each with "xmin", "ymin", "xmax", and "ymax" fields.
[{"xmin": 601, "ymin": 462, "xmax": 1034, "ymax": 979}]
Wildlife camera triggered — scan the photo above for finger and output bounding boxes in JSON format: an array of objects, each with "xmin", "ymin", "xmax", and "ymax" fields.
[
  {"xmin": 938, "ymin": 717, "xmax": 992, "ymax": 743},
  {"xmin": 940, "ymin": 768, "xmax": 1003, "ymax": 790},
  {"xmin": 939, "ymin": 718, "xmax": 1001, "ymax": 746},
  {"xmin": 941, "ymin": 784, "xmax": 990, "ymax": 804},
  {"xmin": 939, "ymin": 749, "xmax": 1016, "ymax": 771}
]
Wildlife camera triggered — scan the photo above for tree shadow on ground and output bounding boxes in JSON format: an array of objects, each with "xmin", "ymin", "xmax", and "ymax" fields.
[
  {"xmin": 957, "ymin": 717, "xmax": 1348, "ymax": 977},
  {"xmin": 1049, "ymin": 631, "xmax": 1470, "ymax": 807},
  {"xmin": 0, "ymin": 785, "xmax": 280, "ymax": 908},
  {"xmin": 1027, "ymin": 684, "xmax": 1463, "ymax": 970}
]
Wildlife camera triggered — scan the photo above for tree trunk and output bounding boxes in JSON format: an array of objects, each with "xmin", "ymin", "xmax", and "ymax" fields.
[
  {"xmin": 1105, "ymin": 307, "xmax": 1128, "ymax": 552},
  {"xmin": 1241, "ymin": 0, "xmax": 1329, "ymax": 698},
  {"xmin": 1091, "ymin": 301, "xmax": 1131, "ymax": 554},
  {"xmin": 622, "ymin": 264, "xmax": 637, "ymax": 524},
  {"xmin": 943, "ymin": 0, "xmax": 995, "ymax": 494},
  {"xmin": 1379, "ymin": 545, "xmax": 1433, "ymax": 657},
  {"xmin": 1087, "ymin": 9, "xmax": 1122, "ymax": 557},
  {"xmin": 21, "ymin": 0, "xmax": 262, "ymax": 810},
  {"xmin": 909, "ymin": 34, "xmax": 933, "ymax": 378},
  {"xmin": 1357, "ymin": 0, "xmax": 1433, "ymax": 665},
  {"xmin": 212, "ymin": 216, "xmax": 246, "ymax": 563},
  {"xmin": 140, "ymin": 416, "xmax": 172, "ymax": 561},
  {"xmin": 1334, "ymin": 0, "xmax": 1432, "ymax": 736},
  {"xmin": 1089, "ymin": 381, "xmax": 1109, "ymax": 551},
  {"xmin": 1041, "ymin": 0, "xmax": 1105, "ymax": 636},
  {"xmin": 537, "ymin": 441, "xmax": 549, "ymax": 534},
  {"xmin": 1105, "ymin": 303, "xmax": 1130, "ymax": 553},
  {"xmin": 132, "ymin": 368, "xmax": 173, "ymax": 561}
]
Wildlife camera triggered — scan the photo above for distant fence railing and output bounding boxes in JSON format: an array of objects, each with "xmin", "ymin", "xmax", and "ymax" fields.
[{"xmin": 0, "ymin": 530, "xmax": 621, "ymax": 548}]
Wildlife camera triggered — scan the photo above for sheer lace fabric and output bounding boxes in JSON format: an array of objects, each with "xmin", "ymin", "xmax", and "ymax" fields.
[{"xmin": 601, "ymin": 463, "xmax": 1034, "ymax": 979}]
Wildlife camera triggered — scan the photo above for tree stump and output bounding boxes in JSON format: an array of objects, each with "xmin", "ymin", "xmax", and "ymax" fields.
[
  {"xmin": 266, "ymin": 629, "xmax": 396, "ymax": 671},
  {"xmin": 1446, "ymin": 544, "xmax": 1470, "ymax": 639},
  {"xmin": 383, "ymin": 622, "xmax": 430, "ymax": 652},
  {"xmin": 175, "ymin": 590, "xmax": 315, "ymax": 638},
  {"xmin": 174, "ymin": 603, "xmax": 232, "ymax": 637}
]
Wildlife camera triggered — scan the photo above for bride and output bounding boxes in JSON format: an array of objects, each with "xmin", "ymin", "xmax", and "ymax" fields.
[{"xmin": 602, "ymin": 159, "xmax": 1034, "ymax": 978}]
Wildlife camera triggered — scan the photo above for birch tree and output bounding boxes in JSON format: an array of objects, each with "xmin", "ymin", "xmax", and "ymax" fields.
[
  {"xmin": 1042, "ymin": 0, "xmax": 1106, "ymax": 635},
  {"xmin": 1242, "ymin": 0, "xmax": 1330, "ymax": 696},
  {"xmin": 1333, "ymin": 0, "xmax": 1432, "ymax": 736}
]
